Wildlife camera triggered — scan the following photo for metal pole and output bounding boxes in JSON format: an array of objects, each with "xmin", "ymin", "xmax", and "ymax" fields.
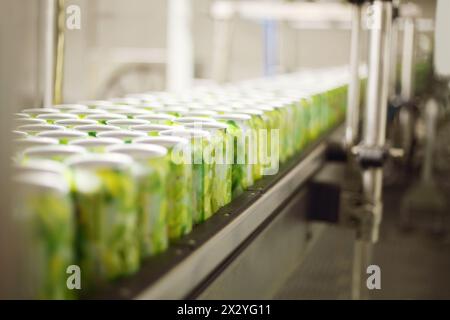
[
  {"xmin": 389, "ymin": 18, "xmax": 399, "ymax": 97},
  {"xmin": 43, "ymin": 0, "xmax": 57, "ymax": 106},
  {"xmin": 345, "ymin": 4, "xmax": 362, "ymax": 146},
  {"xmin": 422, "ymin": 99, "xmax": 438, "ymax": 183},
  {"xmin": 352, "ymin": 0, "xmax": 393, "ymax": 300},
  {"xmin": 166, "ymin": 0, "xmax": 194, "ymax": 92},
  {"xmin": 388, "ymin": 0, "xmax": 400, "ymax": 98},
  {"xmin": 212, "ymin": 18, "xmax": 234, "ymax": 83},
  {"xmin": 363, "ymin": 0, "xmax": 392, "ymax": 148},
  {"xmin": 400, "ymin": 17, "xmax": 416, "ymax": 101}
]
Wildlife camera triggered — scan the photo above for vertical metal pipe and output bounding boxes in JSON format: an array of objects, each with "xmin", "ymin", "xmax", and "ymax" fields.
[
  {"xmin": 54, "ymin": 0, "xmax": 66, "ymax": 104},
  {"xmin": 166, "ymin": 0, "xmax": 194, "ymax": 92},
  {"xmin": 43, "ymin": 0, "xmax": 57, "ymax": 106},
  {"xmin": 400, "ymin": 18, "xmax": 416, "ymax": 101},
  {"xmin": 345, "ymin": 4, "xmax": 362, "ymax": 146},
  {"xmin": 363, "ymin": 0, "xmax": 392, "ymax": 148},
  {"xmin": 212, "ymin": 18, "xmax": 234, "ymax": 83},
  {"xmin": 352, "ymin": 0, "xmax": 393, "ymax": 300},
  {"xmin": 422, "ymin": 99, "xmax": 438, "ymax": 183},
  {"xmin": 389, "ymin": 18, "xmax": 399, "ymax": 98}
]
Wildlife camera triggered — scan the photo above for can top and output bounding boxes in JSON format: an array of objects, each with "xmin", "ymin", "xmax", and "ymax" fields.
[
  {"xmin": 74, "ymin": 124, "xmax": 121, "ymax": 133},
  {"xmin": 184, "ymin": 122, "xmax": 228, "ymax": 130},
  {"xmin": 52, "ymin": 104, "xmax": 88, "ymax": 111},
  {"xmin": 134, "ymin": 136, "xmax": 189, "ymax": 148},
  {"xmin": 15, "ymin": 158, "xmax": 66, "ymax": 175},
  {"xmin": 55, "ymin": 119, "xmax": 98, "ymax": 126},
  {"xmin": 85, "ymin": 113, "xmax": 127, "ymax": 121},
  {"xmin": 37, "ymin": 113, "xmax": 79, "ymax": 120},
  {"xmin": 130, "ymin": 124, "xmax": 174, "ymax": 132},
  {"xmin": 14, "ymin": 118, "xmax": 47, "ymax": 126},
  {"xmin": 12, "ymin": 131, "xmax": 28, "ymax": 138},
  {"xmin": 213, "ymin": 113, "xmax": 252, "ymax": 122},
  {"xmin": 77, "ymin": 100, "xmax": 114, "ymax": 108},
  {"xmin": 18, "ymin": 124, "xmax": 66, "ymax": 133},
  {"xmin": 97, "ymin": 130, "xmax": 147, "ymax": 140},
  {"xmin": 37, "ymin": 130, "xmax": 88, "ymax": 139},
  {"xmin": 69, "ymin": 137, "xmax": 123, "ymax": 148},
  {"xmin": 232, "ymin": 108, "xmax": 264, "ymax": 116},
  {"xmin": 24, "ymin": 144, "xmax": 87, "ymax": 159},
  {"xmin": 14, "ymin": 113, "xmax": 31, "ymax": 119},
  {"xmin": 106, "ymin": 119, "xmax": 150, "ymax": 127},
  {"xmin": 65, "ymin": 152, "xmax": 133, "ymax": 170},
  {"xmin": 106, "ymin": 143, "xmax": 168, "ymax": 160},
  {"xmin": 68, "ymin": 109, "xmax": 107, "ymax": 116},
  {"xmin": 135, "ymin": 113, "xmax": 176, "ymax": 121},
  {"xmin": 15, "ymin": 137, "xmax": 59, "ymax": 149},
  {"xmin": 112, "ymin": 109, "xmax": 152, "ymax": 117},
  {"xmin": 184, "ymin": 110, "xmax": 218, "ymax": 117},
  {"xmin": 173, "ymin": 117, "xmax": 216, "ymax": 124},
  {"xmin": 14, "ymin": 172, "xmax": 69, "ymax": 194},
  {"xmin": 22, "ymin": 108, "xmax": 60, "ymax": 115},
  {"xmin": 159, "ymin": 128, "xmax": 210, "ymax": 139}
]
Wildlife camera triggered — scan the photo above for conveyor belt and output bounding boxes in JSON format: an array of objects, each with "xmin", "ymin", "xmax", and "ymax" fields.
[{"xmin": 92, "ymin": 124, "xmax": 344, "ymax": 300}]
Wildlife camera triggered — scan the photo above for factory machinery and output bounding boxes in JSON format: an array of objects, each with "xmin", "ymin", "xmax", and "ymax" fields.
[{"xmin": 3, "ymin": 0, "xmax": 445, "ymax": 300}]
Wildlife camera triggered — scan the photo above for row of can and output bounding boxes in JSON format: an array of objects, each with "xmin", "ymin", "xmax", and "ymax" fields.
[{"xmin": 12, "ymin": 67, "xmax": 356, "ymax": 299}]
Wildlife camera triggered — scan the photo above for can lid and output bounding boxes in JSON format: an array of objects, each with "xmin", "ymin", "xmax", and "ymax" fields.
[
  {"xmin": 86, "ymin": 113, "xmax": 127, "ymax": 121},
  {"xmin": 130, "ymin": 124, "xmax": 174, "ymax": 132},
  {"xmin": 68, "ymin": 109, "xmax": 107, "ymax": 115},
  {"xmin": 24, "ymin": 144, "xmax": 87, "ymax": 158},
  {"xmin": 78, "ymin": 100, "xmax": 114, "ymax": 108},
  {"xmin": 37, "ymin": 113, "xmax": 78, "ymax": 120},
  {"xmin": 173, "ymin": 117, "xmax": 216, "ymax": 124},
  {"xmin": 15, "ymin": 137, "xmax": 59, "ymax": 149},
  {"xmin": 106, "ymin": 143, "xmax": 168, "ymax": 160},
  {"xmin": 55, "ymin": 119, "xmax": 98, "ymax": 126},
  {"xmin": 94, "ymin": 104, "xmax": 134, "ymax": 112},
  {"xmin": 133, "ymin": 102, "xmax": 164, "ymax": 110},
  {"xmin": 14, "ymin": 172, "xmax": 69, "ymax": 193},
  {"xmin": 112, "ymin": 109, "xmax": 152, "ymax": 117},
  {"xmin": 18, "ymin": 124, "xmax": 66, "ymax": 133},
  {"xmin": 37, "ymin": 130, "xmax": 88, "ymax": 139},
  {"xmin": 157, "ymin": 106, "xmax": 189, "ymax": 113},
  {"xmin": 232, "ymin": 108, "xmax": 264, "ymax": 116},
  {"xmin": 74, "ymin": 124, "xmax": 121, "ymax": 133},
  {"xmin": 65, "ymin": 152, "xmax": 133, "ymax": 169},
  {"xmin": 69, "ymin": 137, "xmax": 123, "ymax": 147},
  {"xmin": 159, "ymin": 128, "xmax": 210, "ymax": 139},
  {"xmin": 213, "ymin": 113, "xmax": 251, "ymax": 121},
  {"xmin": 184, "ymin": 122, "xmax": 227, "ymax": 130},
  {"xmin": 52, "ymin": 104, "xmax": 88, "ymax": 111},
  {"xmin": 15, "ymin": 158, "xmax": 66, "ymax": 175},
  {"xmin": 22, "ymin": 108, "xmax": 60, "ymax": 115},
  {"xmin": 14, "ymin": 113, "xmax": 31, "ymax": 119},
  {"xmin": 184, "ymin": 110, "xmax": 218, "ymax": 117},
  {"xmin": 135, "ymin": 113, "xmax": 176, "ymax": 121},
  {"xmin": 97, "ymin": 130, "xmax": 147, "ymax": 140},
  {"xmin": 106, "ymin": 119, "xmax": 150, "ymax": 127},
  {"xmin": 14, "ymin": 118, "xmax": 46, "ymax": 126},
  {"xmin": 12, "ymin": 131, "xmax": 28, "ymax": 138},
  {"xmin": 134, "ymin": 136, "xmax": 189, "ymax": 148}
]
